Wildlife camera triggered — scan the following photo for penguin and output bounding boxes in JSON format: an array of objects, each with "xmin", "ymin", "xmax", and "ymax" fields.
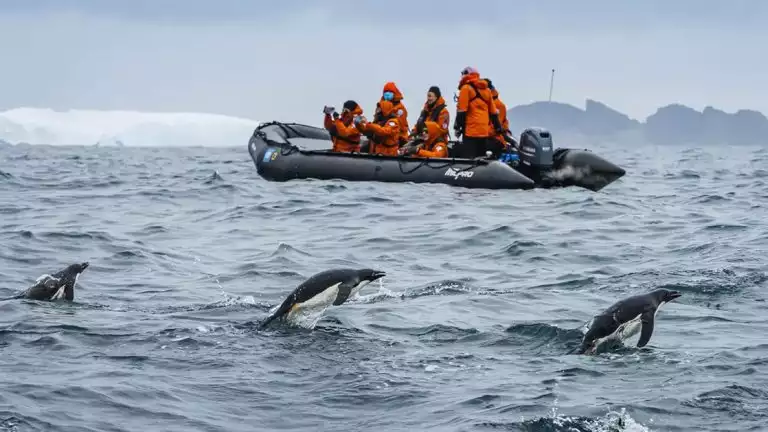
[
  {"xmin": 258, "ymin": 268, "xmax": 386, "ymax": 329},
  {"xmin": 5, "ymin": 262, "xmax": 90, "ymax": 302},
  {"xmin": 576, "ymin": 288, "xmax": 682, "ymax": 354}
]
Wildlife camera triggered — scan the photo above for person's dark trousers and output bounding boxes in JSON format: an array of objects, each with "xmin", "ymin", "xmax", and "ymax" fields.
[
  {"xmin": 485, "ymin": 138, "xmax": 505, "ymax": 159},
  {"xmin": 454, "ymin": 136, "xmax": 488, "ymax": 159}
]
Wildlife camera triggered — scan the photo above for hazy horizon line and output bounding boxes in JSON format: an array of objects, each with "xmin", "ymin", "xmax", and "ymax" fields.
[{"xmin": 3, "ymin": 96, "xmax": 766, "ymax": 124}]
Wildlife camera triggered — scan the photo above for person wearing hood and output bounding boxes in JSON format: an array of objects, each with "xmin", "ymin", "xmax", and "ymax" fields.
[
  {"xmin": 323, "ymin": 100, "xmax": 364, "ymax": 152},
  {"xmin": 484, "ymin": 79, "xmax": 513, "ymax": 154},
  {"xmin": 453, "ymin": 66, "xmax": 504, "ymax": 159},
  {"xmin": 354, "ymin": 100, "xmax": 401, "ymax": 156},
  {"xmin": 412, "ymin": 86, "xmax": 450, "ymax": 144},
  {"xmin": 377, "ymin": 82, "xmax": 410, "ymax": 147},
  {"xmin": 403, "ymin": 120, "xmax": 449, "ymax": 159}
]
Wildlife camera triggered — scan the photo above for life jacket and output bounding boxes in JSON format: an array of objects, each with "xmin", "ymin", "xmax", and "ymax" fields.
[
  {"xmin": 429, "ymin": 103, "xmax": 446, "ymax": 122},
  {"xmin": 418, "ymin": 102, "xmax": 446, "ymax": 121},
  {"xmin": 416, "ymin": 100, "xmax": 448, "ymax": 133},
  {"xmin": 365, "ymin": 100, "xmax": 401, "ymax": 156},
  {"xmin": 466, "ymin": 81, "xmax": 493, "ymax": 106}
]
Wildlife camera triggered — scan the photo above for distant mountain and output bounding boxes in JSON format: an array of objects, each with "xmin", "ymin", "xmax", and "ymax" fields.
[{"xmin": 507, "ymin": 100, "xmax": 768, "ymax": 146}]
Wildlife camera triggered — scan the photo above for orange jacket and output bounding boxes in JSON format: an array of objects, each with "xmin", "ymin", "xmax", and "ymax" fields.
[
  {"xmin": 380, "ymin": 82, "xmax": 409, "ymax": 145},
  {"xmin": 415, "ymin": 121, "xmax": 449, "ymax": 158},
  {"xmin": 489, "ymin": 87, "xmax": 509, "ymax": 146},
  {"xmin": 324, "ymin": 105, "xmax": 363, "ymax": 152},
  {"xmin": 356, "ymin": 101, "xmax": 401, "ymax": 156},
  {"xmin": 456, "ymin": 72, "xmax": 498, "ymax": 138},
  {"xmin": 413, "ymin": 96, "xmax": 450, "ymax": 143}
]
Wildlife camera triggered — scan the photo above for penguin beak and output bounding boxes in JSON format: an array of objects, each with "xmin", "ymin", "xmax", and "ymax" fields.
[
  {"xmin": 368, "ymin": 271, "xmax": 386, "ymax": 281},
  {"xmin": 668, "ymin": 290, "xmax": 682, "ymax": 301}
]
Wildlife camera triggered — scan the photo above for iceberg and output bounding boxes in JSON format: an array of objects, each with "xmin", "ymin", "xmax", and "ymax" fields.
[{"xmin": 0, "ymin": 107, "xmax": 260, "ymax": 147}]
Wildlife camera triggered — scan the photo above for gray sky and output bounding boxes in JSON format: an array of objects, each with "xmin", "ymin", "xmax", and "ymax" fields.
[{"xmin": 1, "ymin": 0, "xmax": 766, "ymax": 126}]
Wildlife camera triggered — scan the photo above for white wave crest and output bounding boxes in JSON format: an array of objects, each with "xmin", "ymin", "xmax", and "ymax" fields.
[{"xmin": 0, "ymin": 107, "xmax": 260, "ymax": 147}]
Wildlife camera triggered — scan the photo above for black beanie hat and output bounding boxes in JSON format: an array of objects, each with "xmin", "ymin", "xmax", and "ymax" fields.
[
  {"xmin": 342, "ymin": 100, "xmax": 359, "ymax": 111},
  {"xmin": 485, "ymin": 79, "xmax": 495, "ymax": 90},
  {"xmin": 428, "ymin": 86, "xmax": 441, "ymax": 98}
]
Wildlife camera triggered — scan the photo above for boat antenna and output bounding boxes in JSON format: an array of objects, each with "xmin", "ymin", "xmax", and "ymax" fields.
[{"xmin": 548, "ymin": 68, "xmax": 555, "ymax": 102}]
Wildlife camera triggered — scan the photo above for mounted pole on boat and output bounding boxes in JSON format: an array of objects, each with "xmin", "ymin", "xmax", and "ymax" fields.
[{"xmin": 548, "ymin": 68, "xmax": 555, "ymax": 102}]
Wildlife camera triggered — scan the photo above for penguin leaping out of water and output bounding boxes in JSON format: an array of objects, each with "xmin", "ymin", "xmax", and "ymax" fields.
[
  {"xmin": 258, "ymin": 268, "xmax": 386, "ymax": 329},
  {"xmin": 3, "ymin": 262, "xmax": 90, "ymax": 302},
  {"xmin": 576, "ymin": 288, "xmax": 682, "ymax": 355}
]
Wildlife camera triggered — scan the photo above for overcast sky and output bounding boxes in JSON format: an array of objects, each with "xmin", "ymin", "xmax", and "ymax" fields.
[{"xmin": 1, "ymin": 0, "xmax": 766, "ymax": 125}]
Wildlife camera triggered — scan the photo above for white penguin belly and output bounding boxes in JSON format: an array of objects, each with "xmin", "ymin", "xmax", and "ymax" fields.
[
  {"xmin": 285, "ymin": 283, "xmax": 341, "ymax": 329},
  {"xmin": 50, "ymin": 285, "xmax": 67, "ymax": 301},
  {"xmin": 615, "ymin": 315, "xmax": 643, "ymax": 343},
  {"xmin": 591, "ymin": 314, "xmax": 643, "ymax": 353}
]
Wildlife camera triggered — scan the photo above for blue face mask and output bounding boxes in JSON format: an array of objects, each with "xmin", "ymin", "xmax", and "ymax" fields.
[{"xmin": 383, "ymin": 91, "xmax": 394, "ymax": 101}]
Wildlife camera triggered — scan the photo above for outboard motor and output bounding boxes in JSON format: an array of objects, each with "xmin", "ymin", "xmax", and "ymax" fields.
[{"xmin": 518, "ymin": 127, "xmax": 554, "ymax": 170}]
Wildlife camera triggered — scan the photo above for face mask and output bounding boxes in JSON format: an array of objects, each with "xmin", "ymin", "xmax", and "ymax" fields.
[{"xmin": 383, "ymin": 91, "xmax": 394, "ymax": 101}]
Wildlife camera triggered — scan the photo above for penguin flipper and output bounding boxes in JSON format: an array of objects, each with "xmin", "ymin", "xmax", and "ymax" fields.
[
  {"xmin": 637, "ymin": 310, "xmax": 655, "ymax": 347},
  {"xmin": 332, "ymin": 280, "xmax": 357, "ymax": 306}
]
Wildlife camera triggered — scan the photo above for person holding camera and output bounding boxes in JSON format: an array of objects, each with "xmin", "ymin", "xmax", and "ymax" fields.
[{"xmin": 323, "ymin": 100, "xmax": 364, "ymax": 153}]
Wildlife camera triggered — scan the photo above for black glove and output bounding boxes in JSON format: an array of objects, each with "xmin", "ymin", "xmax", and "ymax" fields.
[
  {"xmin": 503, "ymin": 133, "xmax": 518, "ymax": 148},
  {"xmin": 416, "ymin": 120, "xmax": 426, "ymax": 135},
  {"xmin": 415, "ymin": 111, "xmax": 428, "ymax": 134},
  {"xmin": 490, "ymin": 113, "xmax": 503, "ymax": 135},
  {"xmin": 454, "ymin": 111, "xmax": 467, "ymax": 138},
  {"xmin": 332, "ymin": 111, "xmax": 340, "ymax": 120},
  {"xmin": 403, "ymin": 144, "xmax": 421, "ymax": 156}
]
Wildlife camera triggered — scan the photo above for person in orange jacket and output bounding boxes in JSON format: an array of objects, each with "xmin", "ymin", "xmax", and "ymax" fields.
[
  {"xmin": 376, "ymin": 82, "xmax": 409, "ymax": 147},
  {"xmin": 354, "ymin": 100, "xmax": 401, "ymax": 156},
  {"xmin": 411, "ymin": 86, "xmax": 450, "ymax": 144},
  {"xmin": 484, "ymin": 79, "xmax": 512, "ymax": 155},
  {"xmin": 453, "ymin": 66, "xmax": 504, "ymax": 159},
  {"xmin": 404, "ymin": 120, "xmax": 449, "ymax": 158},
  {"xmin": 323, "ymin": 100, "xmax": 364, "ymax": 152}
]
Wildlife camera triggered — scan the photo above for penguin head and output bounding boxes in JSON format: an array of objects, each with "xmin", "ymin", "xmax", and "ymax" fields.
[
  {"xmin": 357, "ymin": 269, "xmax": 386, "ymax": 282},
  {"xmin": 63, "ymin": 261, "xmax": 90, "ymax": 276},
  {"xmin": 652, "ymin": 288, "xmax": 682, "ymax": 305}
]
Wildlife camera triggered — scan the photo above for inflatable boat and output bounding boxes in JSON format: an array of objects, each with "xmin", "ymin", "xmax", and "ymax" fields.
[{"xmin": 247, "ymin": 121, "xmax": 626, "ymax": 192}]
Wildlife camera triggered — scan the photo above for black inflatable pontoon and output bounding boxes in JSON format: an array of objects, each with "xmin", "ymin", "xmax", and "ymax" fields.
[{"xmin": 247, "ymin": 121, "xmax": 626, "ymax": 191}]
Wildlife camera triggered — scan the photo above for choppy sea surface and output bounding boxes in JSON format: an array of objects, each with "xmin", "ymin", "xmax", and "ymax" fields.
[{"xmin": 1, "ymin": 141, "xmax": 767, "ymax": 432}]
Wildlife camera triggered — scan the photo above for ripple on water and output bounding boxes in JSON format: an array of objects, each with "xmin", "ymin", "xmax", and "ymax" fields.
[{"xmin": 1, "ymin": 143, "xmax": 767, "ymax": 431}]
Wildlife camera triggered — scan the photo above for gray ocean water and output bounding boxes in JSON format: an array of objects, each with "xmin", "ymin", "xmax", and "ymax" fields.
[{"xmin": 1, "ymin": 140, "xmax": 766, "ymax": 432}]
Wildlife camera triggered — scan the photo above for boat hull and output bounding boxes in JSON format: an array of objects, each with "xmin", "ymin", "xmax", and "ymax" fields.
[
  {"xmin": 247, "ymin": 121, "xmax": 625, "ymax": 191},
  {"xmin": 249, "ymin": 138, "xmax": 536, "ymax": 190}
]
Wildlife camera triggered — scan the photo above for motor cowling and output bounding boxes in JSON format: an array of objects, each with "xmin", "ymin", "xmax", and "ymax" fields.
[{"xmin": 518, "ymin": 127, "xmax": 554, "ymax": 169}]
